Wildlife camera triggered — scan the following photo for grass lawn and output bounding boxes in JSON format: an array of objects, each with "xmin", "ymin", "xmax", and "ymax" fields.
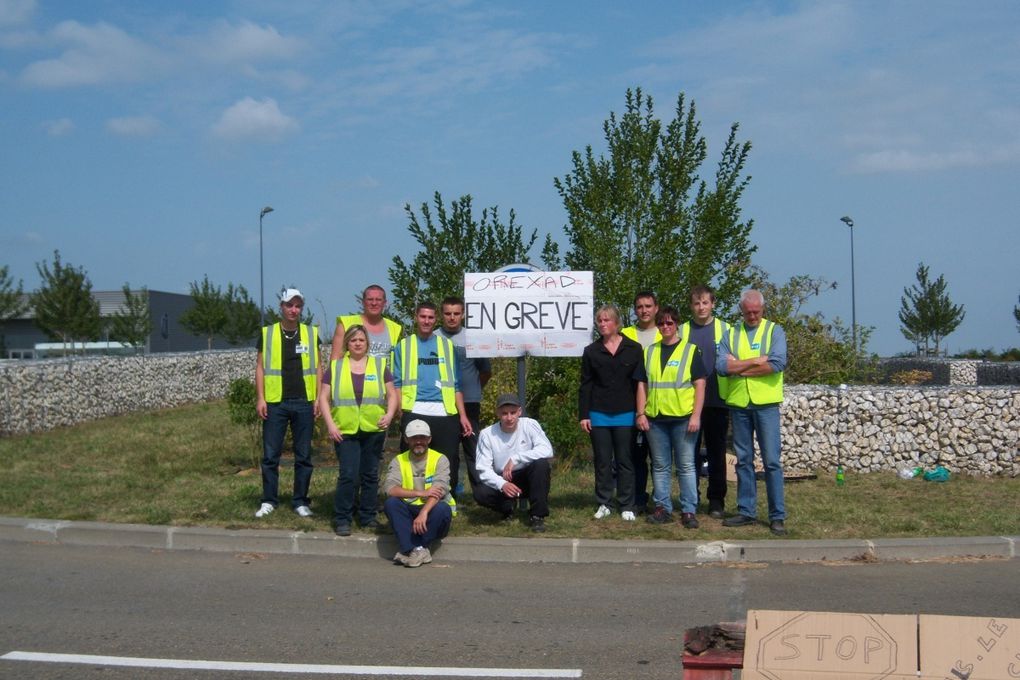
[{"xmin": 1, "ymin": 400, "xmax": 1017, "ymax": 541}]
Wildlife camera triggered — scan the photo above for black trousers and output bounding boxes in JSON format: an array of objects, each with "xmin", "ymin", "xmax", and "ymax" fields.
[
  {"xmin": 472, "ymin": 458, "xmax": 552, "ymax": 518},
  {"xmin": 460, "ymin": 402, "xmax": 482, "ymax": 490},
  {"xmin": 592, "ymin": 426, "xmax": 634, "ymax": 511},
  {"xmin": 695, "ymin": 406, "xmax": 730, "ymax": 503},
  {"xmin": 630, "ymin": 429, "xmax": 651, "ymax": 508},
  {"xmin": 400, "ymin": 411, "xmax": 462, "ymax": 490}
]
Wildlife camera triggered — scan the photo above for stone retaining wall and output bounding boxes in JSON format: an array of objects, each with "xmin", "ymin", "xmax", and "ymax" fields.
[
  {"xmin": 1, "ymin": 354, "xmax": 1017, "ymax": 476},
  {"xmin": 880, "ymin": 358, "xmax": 1020, "ymax": 385}
]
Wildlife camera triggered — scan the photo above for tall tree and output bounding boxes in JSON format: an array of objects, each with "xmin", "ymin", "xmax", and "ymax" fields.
[
  {"xmin": 388, "ymin": 192, "xmax": 540, "ymax": 324},
  {"xmin": 0, "ymin": 265, "xmax": 26, "ymax": 355},
  {"xmin": 109, "ymin": 283, "xmax": 152, "ymax": 351},
  {"xmin": 32, "ymin": 250, "xmax": 102, "ymax": 353},
  {"xmin": 179, "ymin": 275, "xmax": 226, "ymax": 350},
  {"xmin": 553, "ymin": 88, "xmax": 756, "ymax": 320},
  {"xmin": 898, "ymin": 262, "xmax": 965, "ymax": 355},
  {"xmin": 222, "ymin": 283, "xmax": 260, "ymax": 345}
]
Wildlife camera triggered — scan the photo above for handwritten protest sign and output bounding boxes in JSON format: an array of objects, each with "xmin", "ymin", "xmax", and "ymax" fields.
[{"xmin": 463, "ymin": 270, "xmax": 593, "ymax": 357}]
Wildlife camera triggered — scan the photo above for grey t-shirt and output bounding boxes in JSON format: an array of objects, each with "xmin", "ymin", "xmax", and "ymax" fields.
[{"xmin": 438, "ymin": 327, "xmax": 491, "ymax": 403}]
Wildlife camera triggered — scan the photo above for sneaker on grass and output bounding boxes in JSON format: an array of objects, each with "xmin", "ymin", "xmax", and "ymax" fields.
[
  {"xmin": 593, "ymin": 504, "xmax": 612, "ymax": 520},
  {"xmin": 255, "ymin": 502, "xmax": 274, "ymax": 518},
  {"xmin": 294, "ymin": 505, "xmax": 313, "ymax": 518}
]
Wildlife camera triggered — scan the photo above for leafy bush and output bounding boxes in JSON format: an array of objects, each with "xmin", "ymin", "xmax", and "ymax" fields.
[{"xmin": 226, "ymin": 378, "xmax": 261, "ymax": 466}]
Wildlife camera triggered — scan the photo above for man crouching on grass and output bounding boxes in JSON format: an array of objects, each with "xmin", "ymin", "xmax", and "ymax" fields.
[
  {"xmin": 473, "ymin": 393, "xmax": 554, "ymax": 533},
  {"xmin": 383, "ymin": 420, "xmax": 456, "ymax": 567}
]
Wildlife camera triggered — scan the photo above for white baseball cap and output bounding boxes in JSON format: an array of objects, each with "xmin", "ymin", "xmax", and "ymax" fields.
[
  {"xmin": 404, "ymin": 419, "xmax": 431, "ymax": 438},
  {"xmin": 280, "ymin": 288, "xmax": 304, "ymax": 303}
]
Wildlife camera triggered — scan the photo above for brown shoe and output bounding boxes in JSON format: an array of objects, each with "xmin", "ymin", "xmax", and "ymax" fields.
[{"xmin": 681, "ymin": 513, "xmax": 700, "ymax": 529}]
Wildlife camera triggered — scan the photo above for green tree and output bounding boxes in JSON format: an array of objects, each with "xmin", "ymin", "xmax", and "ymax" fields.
[
  {"xmin": 222, "ymin": 283, "xmax": 260, "ymax": 345},
  {"xmin": 180, "ymin": 275, "xmax": 226, "ymax": 350},
  {"xmin": 0, "ymin": 265, "xmax": 26, "ymax": 355},
  {"xmin": 749, "ymin": 267, "xmax": 877, "ymax": 384},
  {"xmin": 109, "ymin": 284, "xmax": 152, "ymax": 351},
  {"xmin": 32, "ymin": 250, "xmax": 102, "ymax": 353},
  {"xmin": 553, "ymin": 88, "xmax": 756, "ymax": 319},
  {"xmin": 388, "ymin": 192, "xmax": 540, "ymax": 323},
  {"xmin": 898, "ymin": 263, "xmax": 965, "ymax": 355}
]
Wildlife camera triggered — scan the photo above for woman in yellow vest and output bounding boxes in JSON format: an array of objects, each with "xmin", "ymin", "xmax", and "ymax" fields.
[
  {"xmin": 635, "ymin": 306, "xmax": 708, "ymax": 529},
  {"xmin": 318, "ymin": 325, "xmax": 399, "ymax": 537}
]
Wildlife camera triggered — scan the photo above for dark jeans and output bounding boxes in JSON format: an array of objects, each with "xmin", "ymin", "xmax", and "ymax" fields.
[
  {"xmin": 400, "ymin": 411, "xmax": 461, "ymax": 492},
  {"xmin": 261, "ymin": 398, "xmax": 314, "ymax": 509},
  {"xmin": 460, "ymin": 402, "xmax": 482, "ymax": 490},
  {"xmin": 695, "ymin": 406, "xmax": 730, "ymax": 504},
  {"xmin": 630, "ymin": 429, "xmax": 651, "ymax": 508},
  {"xmin": 383, "ymin": 496, "xmax": 452, "ymax": 554},
  {"xmin": 332, "ymin": 430, "xmax": 385, "ymax": 525},
  {"xmin": 472, "ymin": 458, "xmax": 552, "ymax": 518},
  {"xmin": 591, "ymin": 426, "xmax": 634, "ymax": 511}
]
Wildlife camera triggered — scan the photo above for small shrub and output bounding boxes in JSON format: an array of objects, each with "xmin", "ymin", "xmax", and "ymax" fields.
[{"xmin": 226, "ymin": 378, "xmax": 261, "ymax": 466}]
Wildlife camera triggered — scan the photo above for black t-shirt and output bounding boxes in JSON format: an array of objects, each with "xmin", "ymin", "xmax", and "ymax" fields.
[{"xmin": 256, "ymin": 327, "xmax": 318, "ymax": 400}]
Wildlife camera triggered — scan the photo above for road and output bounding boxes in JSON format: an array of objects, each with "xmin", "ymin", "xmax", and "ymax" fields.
[{"xmin": 1, "ymin": 542, "xmax": 1017, "ymax": 679}]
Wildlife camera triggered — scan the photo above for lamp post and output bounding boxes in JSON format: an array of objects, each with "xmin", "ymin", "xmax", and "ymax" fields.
[
  {"xmin": 839, "ymin": 215, "xmax": 856, "ymax": 353},
  {"xmin": 259, "ymin": 206, "xmax": 274, "ymax": 326}
]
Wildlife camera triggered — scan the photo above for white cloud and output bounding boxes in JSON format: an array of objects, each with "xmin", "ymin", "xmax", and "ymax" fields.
[
  {"xmin": 21, "ymin": 20, "xmax": 165, "ymax": 87},
  {"xmin": 42, "ymin": 117, "xmax": 73, "ymax": 136},
  {"xmin": 197, "ymin": 20, "xmax": 302, "ymax": 64},
  {"xmin": 211, "ymin": 97, "xmax": 298, "ymax": 141},
  {"xmin": 106, "ymin": 115, "xmax": 161, "ymax": 137},
  {"xmin": 0, "ymin": 0, "xmax": 34, "ymax": 26}
]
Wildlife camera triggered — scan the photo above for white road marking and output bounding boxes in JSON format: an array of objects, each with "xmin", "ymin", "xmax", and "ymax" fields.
[{"xmin": 1, "ymin": 651, "xmax": 582, "ymax": 677}]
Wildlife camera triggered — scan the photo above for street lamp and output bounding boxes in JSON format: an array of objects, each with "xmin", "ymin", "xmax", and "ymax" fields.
[
  {"xmin": 259, "ymin": 206, "xmax": 274, "ymax": 326},
  {"xmin": 839, "ymin": 215, "xmax": 856, "ymax": 353}
]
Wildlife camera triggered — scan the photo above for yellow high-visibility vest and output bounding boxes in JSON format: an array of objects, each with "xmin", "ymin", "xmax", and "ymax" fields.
[
  {"xmin": 261, "ymin": 323, "xmax": 318, "ymax": 402},
  {"xmin": 330, "ymin": 355, "xmax": 387, "ymax": 434},
  {"xmin": 396, "ymin": 449, "xmax": 457, "ymax": 515},
  {"xmin": 724, "ymin": 319, "xmax": 784, "ymax": 407},
  {"xmin": 336, "ymin": 314, "xmax": 402, "ymax": 355},
  {"xmin": 679, "ymin": 317, "xmax": 732, "ymax": 400},
  {"xmin": 621, "ymin": 325, "xmax": 662, "ymax": 346},
  {"xmin": 644, "ymin": 341, "xmax": 697, "ymax": 418},
  {"xmin": 395, "ymin": 334, "xmax": 457, "ymax": 414}
]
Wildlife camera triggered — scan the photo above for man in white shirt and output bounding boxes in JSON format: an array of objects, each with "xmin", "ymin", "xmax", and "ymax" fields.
[{"xmin": 473, "ymin": 393, "xmax": 554, "ymax": 532}]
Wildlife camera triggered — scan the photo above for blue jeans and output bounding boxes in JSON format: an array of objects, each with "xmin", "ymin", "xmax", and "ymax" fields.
[
  {"xmin": 383, "ymin": 497, "xmax": 452, "ymax": 554},
  {"xmin": 646, "ymin": 418, "xmax": 698, "ymax": 514},
  {"xmin": 261, "ymin": 399, "xmax": 314, "ymax": 509},
  {"xmin": 333, "ymin": 431, "xmax": 385, "ymax": 525},
  {"xmin": 731, "ymin": 405, "xmax": 785, "ymax": 521}
]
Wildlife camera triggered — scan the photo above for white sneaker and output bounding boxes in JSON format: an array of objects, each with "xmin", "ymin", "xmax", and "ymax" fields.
[
  {"xmin": 255, "ymin": 502, "xmax": 275, "ymax": 518},
  {"xmin": 294, "ymin": 505, "xmax": 313, "ymax": 518},
  {"xmin": 406, "ymin": 546, "xmax": 429, "ymax": 568},
  {"xmin": 621, "ymin": 511, "xmax": 637, "ymax": 521},
  {"xmin": 594, "ymin": 504, "xmax": 613, "ymax": 519}
]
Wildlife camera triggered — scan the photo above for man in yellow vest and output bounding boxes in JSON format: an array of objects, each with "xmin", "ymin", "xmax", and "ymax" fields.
[
  {"xmin": 383, "ymin": 419, "xmax": 455, "ymax": 568},
  {"xmin": 620, "ymin": 290, "xmax": 661, "ymax": 512},
  {"xmin": 328, "ymin": 284, "xmax": 403, "ymax": 362},
  {"xmin": 254, "ymin": 288, "xmax": 320, "ymax": 519},
  {"xmin": 715, "ymin": 289, "xmax": 788, "ymax": 536},
  {"xmin": 681, "ymin": 284, "xmax": 731, "ymax": 519},
  {"xmin": 392, "ymin": 301, "xmax": 472, "ymax": 495}
]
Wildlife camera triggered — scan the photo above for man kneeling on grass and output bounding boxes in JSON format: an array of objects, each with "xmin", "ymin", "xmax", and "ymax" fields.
[
  {"xmin": 383, "ymin": 419, "xmax": 456, "ymax": 567},
  {"xmin": 473, "ymin": 393, "xmax": 554, "ymax": 533}
]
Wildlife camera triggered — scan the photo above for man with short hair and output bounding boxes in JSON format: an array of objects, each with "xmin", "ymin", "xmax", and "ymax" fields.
[
  {"xmin": 392, "ymin": 301, "xmax": 472, "ymax": 499},
  {"xmin": 383, "ymin": 420, "xmax": 455, "ymax": 567},
  {"xmin": 254, "ymin": 288, "xmax": 320, "ymax": 519},
  {"xmin": 438, "ymin": 295, "xmax": 492, "ymax": 494},
  {"xmin": 329, "ymin": 284, "xmax": 403, "ymax": 361},
  {"xmin": 473, "ymin": 394, "xmax": 554, "ymax": 533},
  {"xmin": 716, "ymin": 289, "xmax": 789, "ymax": 536},
  {"xmin": 620, "ymin": 290, "xmax": 661, "ymax": 511},
  {"xmin": 681, "ymin": 284, "xmax": 731, "ymax": 519}
]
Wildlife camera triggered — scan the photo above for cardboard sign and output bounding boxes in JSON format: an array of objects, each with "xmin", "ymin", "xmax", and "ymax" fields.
[
  {"xmin": 743, "ymin": 610, "xmax": 1020, "ymax": 680},
  {"xmin": 462, "ymin": 270, "xmax": 593, "ymax": 357}
]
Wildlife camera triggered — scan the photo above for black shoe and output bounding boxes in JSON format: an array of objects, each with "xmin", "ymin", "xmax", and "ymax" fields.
[
  {"xmin": 529, "ymin": 516, "xmax": 546, "ymax": 533},
  {"xmin": 770, "ymin": 520, "xmax": 787, "ymax": 536},
  {"xmin": 681, "ymin": 513, "xmax": 700, "ymax": 529},
  {"xmin": 361, "ymin": 519, "xmax": 379, "ymax": 529},
  {"xmin": 708, "ymin": 500, "xmax": 725, "ymax": 519},
  {"xmin": 646, "ymin": 506, "xmax": 672, "ymax": 524},
  {"xmin": 722, "ymin": 514, "xmax": 757, "ymax": 527},
  {"xmin": 501, "ymin": 510, "xmax": 515, "ymax": 524},
  {"xmin": 334, "ymin": 521, "xmax": 352, "ymax": 537}
]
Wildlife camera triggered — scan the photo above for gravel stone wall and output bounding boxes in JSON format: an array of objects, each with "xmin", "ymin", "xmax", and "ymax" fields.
[
  {"xmin": 1, "ymin": 354, "xmax": 1017, "ymax": 477},
  {"xmin": 880, "ymin": 358, "xmax": 1020, "ymax": 386}
]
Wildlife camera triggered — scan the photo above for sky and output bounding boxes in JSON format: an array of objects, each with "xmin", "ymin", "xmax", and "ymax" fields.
[{"xmin": 2, "ymin": 0, "xmax": 1018, "ymax": 356}]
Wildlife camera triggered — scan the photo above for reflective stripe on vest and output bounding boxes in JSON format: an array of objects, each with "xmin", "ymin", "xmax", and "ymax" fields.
[
  {"xmin": 330, "ymin": 355, "xmax": 387, "ymax": 434},
  {"xmin": 396, "ymin": 450, "xmax": 458, "ymax": 515},
  {"xmin": 262, "ymin": 323, "xmax": 318, "ymax": 402},
  {"xmin": 397, "ymin": 334, "xmax": 457, "ymax": 413},
  {"xmin": 680, "ymin": 318, "xmax": 732, "ymax": 400},
  {"xmin": 644, "ymin": 341, "xmax": 697, "ymax": 418},
  {"xmin": 724, "ymin": 319, "xmax": 784, "ymax": 408}
]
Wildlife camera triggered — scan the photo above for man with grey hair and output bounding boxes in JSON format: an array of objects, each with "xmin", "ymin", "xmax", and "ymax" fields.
[{"xmin": 715, "ymin": 289, "xmax": 789, "ymax": 535}]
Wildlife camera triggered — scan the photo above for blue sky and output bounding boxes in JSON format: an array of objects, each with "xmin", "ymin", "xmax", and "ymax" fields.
[{"xmin": 2, "ymin": 0, "xmax": 1018, "ymax": 356}]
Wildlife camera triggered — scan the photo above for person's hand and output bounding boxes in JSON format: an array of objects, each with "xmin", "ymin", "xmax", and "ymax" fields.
[
  {"xmin": 635, "ymin": 413, "xmax": 650, "ymax": 432},
  {"xmin": 687, "ymin": 415, "xmax": 701, "ymax": 434},
  {"xmin": 425, "ymin": 486, "xmax": 445, "ymax": 500},
  {"xmin": 579, "ymin": 419, "xmax": 592, "ymax": 433},
  {"xmin": 313, "ymin": 400, "xmax": 320, "ymax": 418},
  {"xmin": 326, "ymin": 424, "xmax": 343, "ymax": 443},
  {"xmin": 502, "ymin": 459, "xmax": 515, "ymax": 481},
  {"xmin": 460, "ymin": 415, "xmax": 473, "ymax": 437},
  {"xmin": 412, "ymin": 509, "xmax": 429, "ymax": 534},
  {"xmin": 256, "ymin": 398, "xmax": 268, "ymax": 420},
  {"xmin": 502, "ymin": 482, "xmax": 522, "ymax": 498},
  {"xmin": 377, "ymin": 413, "xmax": 392, "ymax": 429}
]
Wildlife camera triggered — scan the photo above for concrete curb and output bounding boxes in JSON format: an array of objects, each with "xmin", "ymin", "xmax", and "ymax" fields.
[{"xmin": 2, "ymin": 517, "xmax": 1016, "ymax": 565}]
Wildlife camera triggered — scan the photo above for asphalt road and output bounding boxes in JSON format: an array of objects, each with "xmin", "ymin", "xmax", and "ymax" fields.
[{"xmin": 1, "ymin": 542, "xmax": 1017, "ymax": 679}]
